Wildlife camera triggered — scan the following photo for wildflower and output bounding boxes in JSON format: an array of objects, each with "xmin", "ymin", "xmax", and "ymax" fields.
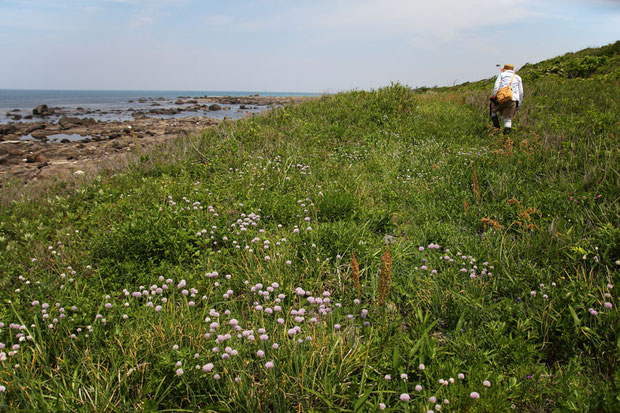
[
  {"xmin": 176, "ymin": 368, "xmax": 184, "ymax": 376},
  {"xmin": 483, "ymin": 380, "xmax": 491, "ymax": 387},
  {"xmin": 458, "ymin": 373, "xmax": 465, "ymax": 380},
  {"xmin": 400, "ymin": 373, "xmax": 408, "ymax": 380},
  {"xmin": 202, "ymin": 363, "xmax": 214, "ymax": 372},
  {"xmin": 265, "ymin": 361, "xmax": 274, "ymax": 369},
  {"xmin": 384, "ymin": 374, "xmax": 391, "ymax": 381},
  {"xmin": 256, "ymin": 350, "xmax": 265, "ymax": 357},
  {"xmin": 214, "ymin": 374, "xmax": 221, "ymax": 380},
  {"xmin": 470, "ymin": 392, "xmax": 480, "ymax": 399},
  {"xmin": 415, "ymin": 384, "xmax": 423, "ymax": 392},
  {"xmin": 604, "ymin": 302, "xmax": 613, "ymax": 309},
  {"xmin": 379, "ymin": 403, "xmax": 386, "ymax": 410},
  {"xmin": 418, "ymin": 363, "xmax": 425, "ymax": 370},
  {"xmin": 155, "ymin": 305, "xmax": 162, "ymax": 312},
  {"xmin": 429, "ymin": 396, "xmax": 437, "ymax": 403},
  {"xmin": 399, "ymin": 393, "xmax": 410, "ymax": 402}
]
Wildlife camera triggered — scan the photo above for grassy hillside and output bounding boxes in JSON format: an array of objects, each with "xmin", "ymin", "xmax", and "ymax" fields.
[{"xmin": 0, "ymin": 42, "xmax": 618, "ymax": 411}]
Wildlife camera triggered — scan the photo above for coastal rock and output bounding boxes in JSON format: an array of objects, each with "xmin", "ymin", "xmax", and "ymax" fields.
[
  {"xmin": 26, "ymin": 124, "xmax": 46, "ymax": 134},
  {"xmin": 148, "ymin": 108, "xmax": 180, "ymax": 115},
  {"xmin": 208, "ymin": 104, "xmax": 222, "ymax": 111},
  {"xmin": 25, "ymin": 153, "xmax": 46, "ymax": 163},
  {"xmin": 31, "ymin": 130, "xmax": 48, "ymax": 139},
  {"xmin": 59, "ymin": 116, "xmax": 96, "ymax": 129},
  {"xmin": 33, "ymin": 104, "xmax": 54, "ymax": 116},
  {"xmin": 0, "ymin": 124, "xmax": 17, "ymax": 137},
  {"xmin": 59, "ymin": 116, "xmax": 80, "ymax": 129}
]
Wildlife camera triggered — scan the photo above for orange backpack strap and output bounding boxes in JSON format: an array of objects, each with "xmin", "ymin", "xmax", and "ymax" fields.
[{"xmin": 508, "ymin": 73, "xmax": 516, "ymax": 86}]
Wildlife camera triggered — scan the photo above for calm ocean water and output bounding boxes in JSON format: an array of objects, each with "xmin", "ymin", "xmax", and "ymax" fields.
[
  {"xmin": 0, "ymin": 89, "xmax": 318, "ymax": 110},
  {"xmin": 0, "ymin": 89, "xmax": 320, "ymax": 124}
]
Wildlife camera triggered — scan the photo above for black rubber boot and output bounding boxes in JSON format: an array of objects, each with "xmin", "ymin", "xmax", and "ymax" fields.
[
  {"xmin": 491, "ymin": 116, "xmax": 500, "ymax": 129},
  {"xmin": 503, "ymin": 127, "xmax": 512, "ymax": 135}
]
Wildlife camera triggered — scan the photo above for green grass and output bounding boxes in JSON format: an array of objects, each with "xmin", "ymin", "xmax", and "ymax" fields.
[{"xmin": 0, "ymin": 42, "xmax": 618, "ymax": 412}]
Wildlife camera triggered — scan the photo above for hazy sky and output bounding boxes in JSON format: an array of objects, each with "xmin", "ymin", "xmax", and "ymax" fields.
[{"xmin": 0, "ymin": 0, "xmax": 618, "ymax": 92}]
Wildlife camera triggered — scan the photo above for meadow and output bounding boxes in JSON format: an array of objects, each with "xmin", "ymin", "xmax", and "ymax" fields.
[{"xmin": 0, "ymin": 42, "xmax": 618, "ymax": 411}]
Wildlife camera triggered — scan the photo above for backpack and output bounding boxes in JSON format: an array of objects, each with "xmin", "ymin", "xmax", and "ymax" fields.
[{"xmin": 496, "ymin": 73, "xmax": 516, "ymax": 104}]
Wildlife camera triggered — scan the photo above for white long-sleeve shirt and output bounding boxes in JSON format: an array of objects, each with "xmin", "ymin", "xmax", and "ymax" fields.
[{"xmin": 493, "ymin": 70, "xmax": 523, "ymax": 103}]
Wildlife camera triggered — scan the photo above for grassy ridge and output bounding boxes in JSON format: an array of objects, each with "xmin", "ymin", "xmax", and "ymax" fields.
[{"xmin": 0, "ymin": 43, "xmax": 618, "ymax": 411}]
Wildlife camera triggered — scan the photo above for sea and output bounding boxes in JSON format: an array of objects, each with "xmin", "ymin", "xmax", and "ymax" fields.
[{"xmin": 0, "ymin": 89, "xmax": 320, "ymax": 124}]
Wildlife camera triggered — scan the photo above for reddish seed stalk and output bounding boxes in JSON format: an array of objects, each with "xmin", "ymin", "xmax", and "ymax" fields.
[
  {"xmin": 378, "ymin": 247, "xmax": 392, "ymax": 305},
  {"xmin": 351, "ymin": 252, "xmax": 361, "ymax": 296}
]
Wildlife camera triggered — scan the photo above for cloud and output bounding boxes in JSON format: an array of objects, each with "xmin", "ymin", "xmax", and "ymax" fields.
[
  {"xmin": 208, "ymin": 0, "xmax": 541, "ymax": 42},
  {"xmin": 203, "ymin": 15, "xmax": 234, "ymax": 26},
  {"xmin": 130, "ymin": 16, "xmax": 154, "ymax": 27}
]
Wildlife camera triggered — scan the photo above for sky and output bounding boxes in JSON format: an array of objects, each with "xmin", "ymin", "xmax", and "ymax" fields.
[{"xmin": 0, "ymin": 0, "xmax": 618, "ymax": 93}]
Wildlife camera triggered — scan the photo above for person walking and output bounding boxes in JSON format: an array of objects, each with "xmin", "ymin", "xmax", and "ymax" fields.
[{"xmin": 490, "ymin": 64, "xmax": 523, "ymax": 134}]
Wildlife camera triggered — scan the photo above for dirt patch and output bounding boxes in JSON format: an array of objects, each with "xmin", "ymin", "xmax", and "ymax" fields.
[{"xmin": 0, "ymin": 116, "xmax": 219, "ymax": 185}]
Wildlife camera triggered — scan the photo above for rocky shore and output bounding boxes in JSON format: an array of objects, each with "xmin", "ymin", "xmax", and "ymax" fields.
[{"xmin": 0, "ymin": 95, "xmax": 314, "ymax": 185}]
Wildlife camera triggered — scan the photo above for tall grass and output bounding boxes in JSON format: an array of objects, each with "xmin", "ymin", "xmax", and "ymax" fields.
[{"xmin": 0, "ymin": 44, "xmax": 618, "ymax": 411}]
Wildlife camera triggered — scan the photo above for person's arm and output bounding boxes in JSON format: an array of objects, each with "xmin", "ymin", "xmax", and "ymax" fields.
[
  {"xmin": 518, "ymin": 76, "xmax": 524, "ymax": 104},
  {"xmin": 493, "ymin": 75, "xmax": 501, "ymax": 96}
]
